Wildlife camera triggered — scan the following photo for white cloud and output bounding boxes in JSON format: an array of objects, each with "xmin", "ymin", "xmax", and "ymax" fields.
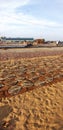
[
  {"xmin": 0, "ymin": 0, "xmax": 30, "ymax": 8},
  {"xmin": 0, "ymin": 0, "xmax": 63, "ymax": 39},
  {"xmin": 0, "ymin": 9, "xmax": 62, "ymax": 29}
]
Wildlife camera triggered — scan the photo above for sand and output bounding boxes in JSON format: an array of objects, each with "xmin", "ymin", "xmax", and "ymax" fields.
[
  {"xmin": 0, "ymin": 48, "xmax": 63, "ymax": 130},
  {"xmin": 0, "ymin": 47, "xmax": 63, "ymax": 60},
  {"xmin": 0, "ymin": 81, "xmax": 63, "ymax": 130}
]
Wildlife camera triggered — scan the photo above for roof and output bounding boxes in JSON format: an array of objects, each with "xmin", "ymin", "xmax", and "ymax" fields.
[{"xmin": 2, "ymin": 37, "xmax": 34, "ymax": 41}]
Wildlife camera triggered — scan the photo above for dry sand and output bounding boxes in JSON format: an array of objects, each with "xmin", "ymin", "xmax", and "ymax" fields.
[
  {"xmin": 0, "ymin": 48, "xmax": 63, "ymax": 130},
  {"xmin": 0, "ymin": 47, "xmax": 63, "ymax": 60}
]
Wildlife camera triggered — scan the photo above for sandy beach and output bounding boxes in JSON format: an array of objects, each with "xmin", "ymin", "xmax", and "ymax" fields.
[
  {"xmin": 0, "ymin": 0, "xmax": 63, "ymax": 129},
  {"xmin": 0, "ymin": 47, "xmax": 63, "ymax": 61},
  {"xmin": 0, "ymin": 47, "xmax": 63, "ymax": 130}
]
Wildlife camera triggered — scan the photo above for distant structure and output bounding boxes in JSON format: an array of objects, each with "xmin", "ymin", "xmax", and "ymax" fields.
[
  {"xmin": 33, "ymin": 39, "xmax": 45, "ymax": 46},
  {"xmin": 0, "ymin": 37, "xmax": 34, "ymax": 42},
  {"xmin": 34, "ymin": 39, "xmax": 45, "ymax": 44},
  {"xmin": 57, "ymin": 41, "xmax": 63, "ymax": 46}
]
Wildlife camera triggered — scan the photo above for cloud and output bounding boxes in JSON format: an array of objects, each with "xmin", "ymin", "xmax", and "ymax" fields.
[
  {"xmin": 0, "ymin": 0, "xmax": 63, "ymax": 39},
  {"xmin": 0, "ymin": 9, "xmax": 62, "ymax": 29},
  {"xmin": 0, "ymin": 0, "xmax": 62, "ymax": 28},
  {"xmin": 0, "ymin": 0, "xmax": 30, "ymax": 8}
]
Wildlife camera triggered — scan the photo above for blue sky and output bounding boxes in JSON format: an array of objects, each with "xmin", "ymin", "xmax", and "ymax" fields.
[{"xmin": 0, "ymin": 0, "xmax": 63, "ymax": 40}]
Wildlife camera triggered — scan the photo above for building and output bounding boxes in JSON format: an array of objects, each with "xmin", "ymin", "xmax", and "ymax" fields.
[{"xmin": 1, "ymin": 37, "xmax": 34, "ymax": 42}]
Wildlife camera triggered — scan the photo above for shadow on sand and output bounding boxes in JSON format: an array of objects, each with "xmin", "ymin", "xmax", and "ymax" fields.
[{"xmin": 0, "ymin": 104, "xmax": 17, "ymax": 130}]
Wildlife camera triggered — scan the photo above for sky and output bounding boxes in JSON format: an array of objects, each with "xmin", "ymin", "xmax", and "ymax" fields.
[{"xmin": 0, "ymin": 0, "xmax": 63, "ymax": 40}]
